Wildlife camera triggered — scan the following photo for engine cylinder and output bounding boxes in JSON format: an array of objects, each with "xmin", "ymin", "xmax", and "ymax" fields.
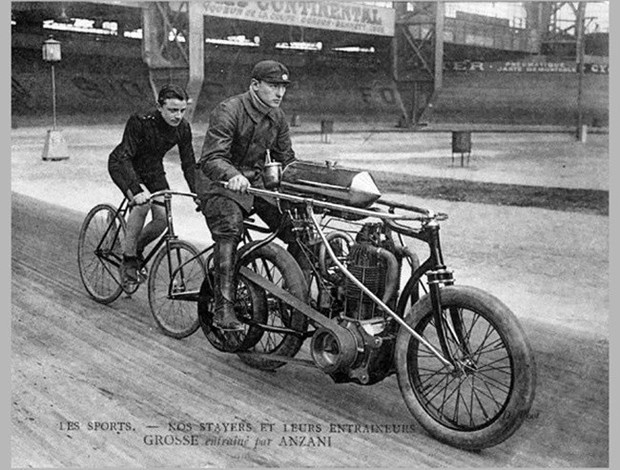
[{"xmin": 345, "ymin": 243, "xmax": 399, "ymax": 319}]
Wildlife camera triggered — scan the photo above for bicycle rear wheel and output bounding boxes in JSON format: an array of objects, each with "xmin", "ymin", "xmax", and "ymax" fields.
[
  {"xmin": 77, "ymin": 204, "xmax": 126, "ymax": 304},
  {"xmin": 148, "ymin": 240, "xmax": 206, "ymax": 338}
]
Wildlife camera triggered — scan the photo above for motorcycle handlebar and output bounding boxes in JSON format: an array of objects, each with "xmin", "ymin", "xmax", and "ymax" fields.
[{"xmin": 218, "ymin": 181, "xmax": 447, "ymax": 223}]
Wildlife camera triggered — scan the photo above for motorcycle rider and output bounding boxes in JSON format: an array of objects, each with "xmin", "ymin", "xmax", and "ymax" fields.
[{"xmin": 196, "ymin": 60, "xmax": 297, "ymax": 331}]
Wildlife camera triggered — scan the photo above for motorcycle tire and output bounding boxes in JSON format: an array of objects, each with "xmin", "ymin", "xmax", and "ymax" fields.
[
  {"xmin": 395, "ymin": 285, "xmax": 536, "ymax": 450},
  {"xmin": 235, "ymin": 241, "xmax": 309, "ymax": 370}
]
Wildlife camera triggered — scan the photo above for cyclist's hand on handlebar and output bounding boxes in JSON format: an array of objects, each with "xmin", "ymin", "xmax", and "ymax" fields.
[
  {"xmin": 133, "ymin": 185, "xmax": 152, "ymax": 205},
  {"xmin": 226, "ymin": 174, "xmax": 250, "ymax": 194}
]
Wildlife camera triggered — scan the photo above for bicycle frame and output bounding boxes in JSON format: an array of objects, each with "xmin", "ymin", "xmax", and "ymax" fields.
[
  {"xmin": 148, "ymin": 190, "xmax": 206, "ymax": 302},
  {"xmin": 94, "ymin": 191, "xmax": 203, "ymax": 299}
]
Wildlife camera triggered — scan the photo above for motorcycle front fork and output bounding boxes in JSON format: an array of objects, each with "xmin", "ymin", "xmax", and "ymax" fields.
[{"xmin": 424, "ymin": 222, "xmax": 471, "ymax": 365}]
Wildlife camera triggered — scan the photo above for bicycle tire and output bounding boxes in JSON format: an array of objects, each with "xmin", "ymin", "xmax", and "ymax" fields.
[
  {"xmin": 77, "ymin": 204, "xmax": 126, "ymax": 304},
  {"xmin": 148, "ymin": 240, "xmax": 206, "ymax": 339},
  {"xmin": 395, "ymin": 285, "xmax": 536, "ymax": 450}
]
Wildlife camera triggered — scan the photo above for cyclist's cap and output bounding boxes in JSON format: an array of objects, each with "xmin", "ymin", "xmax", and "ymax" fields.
[{"xmin": 251, "ymin": 60, "xmax": 290, "ymax": 84}]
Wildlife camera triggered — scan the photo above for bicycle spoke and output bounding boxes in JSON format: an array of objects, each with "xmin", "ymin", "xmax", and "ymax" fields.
[
  {"xmin": 148, "ymin": 242, "xmax": 204, "ymax": 338},
  {"xmin": 78, "ymin": 205, "xmax": 125, "ymax": 303}
]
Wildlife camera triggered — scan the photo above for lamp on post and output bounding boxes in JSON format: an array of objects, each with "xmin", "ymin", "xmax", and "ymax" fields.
[{"xmin": 41, "ymin": 35, "xmax": 69, "ymax": 161}]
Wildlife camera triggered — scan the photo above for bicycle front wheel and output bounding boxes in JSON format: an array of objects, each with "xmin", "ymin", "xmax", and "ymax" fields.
[
  {"xmin": 148, "ymin": 240, "xmax": 206, "ymax": 338},
  {"xmin": 395, "ymin": 285, "xmax": 536, "ymax": 450},
  {"xmin": 77, "ymin": 204, "xmax": 125, "ymax": 304}
]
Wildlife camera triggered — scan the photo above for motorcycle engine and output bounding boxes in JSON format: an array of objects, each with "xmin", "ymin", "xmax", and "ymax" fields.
[
  {"xmin": 345, "ymin": 222, "xmax": 400, "ymax": 320},
  {"xmin": 311, "ymin": 222, "xmax": 403, "ymax": 385}
]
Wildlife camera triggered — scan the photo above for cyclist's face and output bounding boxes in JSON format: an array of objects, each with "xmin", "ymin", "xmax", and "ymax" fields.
[
  {"xmin": 158, "ymin": 98, "xmax": 187, "ymax": 127},
  {"xmin": 251, "ymin": 79, "xmax": 287, "ymax": 108}
]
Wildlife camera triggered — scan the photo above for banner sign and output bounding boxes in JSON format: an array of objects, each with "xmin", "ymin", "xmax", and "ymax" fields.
[
  {"xmin": 447, "ymin": 61, "xmax": 609, "ymax": 74},
  {"xmin": 201, "ymin": 1, "xmax": 395, "ymax": 37}
]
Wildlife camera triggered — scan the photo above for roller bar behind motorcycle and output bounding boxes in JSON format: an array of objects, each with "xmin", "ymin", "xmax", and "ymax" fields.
[{"xmin": 197, "ymin": 160, "xmax": 536, "ymax": 450}]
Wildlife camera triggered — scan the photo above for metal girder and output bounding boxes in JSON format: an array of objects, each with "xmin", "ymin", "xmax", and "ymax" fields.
[
  {"xmin": 393, "ymin": 2, "xmax": 444, "ymax": 127},
  {"xmin": 141, "ymin": 2, "xmax": 203, "ymax": 122},
  {"xmin": 541, "ymin": 1, "xmax": 592, "ymax": 58},
  {"xmin": 141, "ymin": 2, "xmax": 190, "ymax": 68}
]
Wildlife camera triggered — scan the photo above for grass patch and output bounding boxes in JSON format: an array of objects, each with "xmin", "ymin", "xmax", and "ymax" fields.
[{"xmin": 373, "ymin": 171, "xmax": 608, "ymax": 216}]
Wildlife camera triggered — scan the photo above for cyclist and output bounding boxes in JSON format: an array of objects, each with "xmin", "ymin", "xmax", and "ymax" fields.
[
  {"xmin": 196, "ymin": 60, "xmax": 297, "ymax": 331},
  {"xmin": 108, "ymin": 84, "xmax": 196, "ymax": 283}
]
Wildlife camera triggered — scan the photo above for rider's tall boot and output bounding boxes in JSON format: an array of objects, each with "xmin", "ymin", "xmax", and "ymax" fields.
[{"xmin": 212, "ymin": 239, "xmax": 244, "ymax": 331}]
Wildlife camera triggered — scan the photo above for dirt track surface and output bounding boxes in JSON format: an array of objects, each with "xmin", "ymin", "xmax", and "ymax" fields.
[
  {"xmin": 11, "ymin": 192, "xmax": 609, "ymax": 468},
  {"xmin": 11, "ymin": 126, "xmax": 609, "ymax": 467}
]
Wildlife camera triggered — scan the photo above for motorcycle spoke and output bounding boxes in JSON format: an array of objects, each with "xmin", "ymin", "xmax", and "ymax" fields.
[
  {"xmin": 473, "ymin": 369, "xmax": 512, "ymax": 395},
  {"xmin": 408, "ymin": 302, "xmax": 518, "ymax": 431}
]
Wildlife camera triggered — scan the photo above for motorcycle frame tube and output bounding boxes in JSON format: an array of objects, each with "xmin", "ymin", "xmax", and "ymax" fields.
[
  {"xmin": 306, "ymin": 205, "xmax": 452, "ymax": 368},
  {"xmin": 227, "ymin": 186, "xmax": 455, "ymax": 367},
  {"xmin": 241, "ymin": 187, "xmax": 434, "ymax": 222}
]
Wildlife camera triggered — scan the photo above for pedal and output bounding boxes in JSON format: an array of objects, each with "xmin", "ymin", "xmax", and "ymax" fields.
[
  {"xmin": 137, "ymin": 267, "xmax": 148, "ymax": 283},
  {"xmin": 120, "ymin": 269, "xmax": 142, "ymax": 295}
]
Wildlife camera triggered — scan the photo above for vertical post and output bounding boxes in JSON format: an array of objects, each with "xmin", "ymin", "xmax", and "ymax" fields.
[
  {"xmin": 576, "ymin": 2, "xmax": 586, "ymax": 141},
  {"xmin": 51, "ymin": 63, "xmax": 57, "ymax": 130},
  {"xmin": 186, "ymin": 2, "xmax": 204, "ymax": 123},
  {"xmin": 41, "ymin": 36, "xmax": 68, "ymax": 160},
  {"xmin": 434, "ymin": 1, "xmax": 444, "ymax": 91}
]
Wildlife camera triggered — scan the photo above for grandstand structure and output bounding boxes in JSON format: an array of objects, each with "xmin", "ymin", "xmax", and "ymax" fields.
[{"xmin": 11, "ymin": 1, "xmax": 609, "ymax": 128}]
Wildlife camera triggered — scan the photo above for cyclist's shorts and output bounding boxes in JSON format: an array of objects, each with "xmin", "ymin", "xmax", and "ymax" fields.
[
  {"xmin": 141, "ymin": 172, "xmax": 169, "ymax": 193},
  {"xmin": 112, "ymin": 171, "xmax": 169, "ymax": 198}
]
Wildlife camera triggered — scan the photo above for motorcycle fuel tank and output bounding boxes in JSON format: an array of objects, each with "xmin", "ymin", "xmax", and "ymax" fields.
[{"xmin": 280, "ymin": 160, "xmax": 381, "ymax": 208}]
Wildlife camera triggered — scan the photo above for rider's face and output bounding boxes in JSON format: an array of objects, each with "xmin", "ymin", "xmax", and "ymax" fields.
[
  {"xmin": 251, "ymin": 79, "xmax": 287, "ymax": 108},
  {"xmin": 157, "ymin": 98, "xmax": 187, "ymax": 127}
]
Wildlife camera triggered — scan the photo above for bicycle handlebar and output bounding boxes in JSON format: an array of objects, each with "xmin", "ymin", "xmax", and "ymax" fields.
[
  {"xmin": 126, "ymin": 190, "xmax": 200, "ymax": 211},
  {"xmin": 148, "ymin": 190, "xmax": 198, "ymax": 200}
]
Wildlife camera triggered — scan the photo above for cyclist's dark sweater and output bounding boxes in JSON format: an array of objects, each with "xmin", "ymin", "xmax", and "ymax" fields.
[{"xmin": 108, "ymin": 109, "xmax": 196, "ymax": 196}]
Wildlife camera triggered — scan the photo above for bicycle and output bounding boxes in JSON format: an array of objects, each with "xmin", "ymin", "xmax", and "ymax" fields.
[{"xmin": 77, "ymin": 190, "xmax": 206, "ymax": 338}]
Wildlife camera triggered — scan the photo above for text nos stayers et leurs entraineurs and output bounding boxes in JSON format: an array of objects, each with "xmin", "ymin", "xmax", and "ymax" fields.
[{"xmin": 59, "ymin": 420, "xmax": 419, "ymax": 449}]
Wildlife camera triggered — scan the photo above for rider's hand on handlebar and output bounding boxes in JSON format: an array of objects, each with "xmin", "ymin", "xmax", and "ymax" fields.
[
  {"xmin": 133, "ymin": 184, "xmax": 152, "ymax": 205},
  {"xmin": 194, "ymin": 197, "xmax": 202, "ymax": 212},
  {"xmin": 226, "ymin": 174, "xmax": 251, "ymax": 194}
]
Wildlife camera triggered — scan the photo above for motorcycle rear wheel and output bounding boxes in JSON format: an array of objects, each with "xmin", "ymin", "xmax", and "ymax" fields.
[
  {"xmin": 236, "ymin": 242, "xmax": 308, "ymax": 370},
  {"xmin": 395, "ymin": 285, "xmax": 536, "ymax": 450},
  {"xmin": 198, "ymin": 242, "xmax": 308, "ymax": 369}
]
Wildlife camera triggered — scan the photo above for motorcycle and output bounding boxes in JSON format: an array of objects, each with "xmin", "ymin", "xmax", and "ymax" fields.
[{"xmin": 197, "ymin": 160, "xmax": 536, "ymax": 451}]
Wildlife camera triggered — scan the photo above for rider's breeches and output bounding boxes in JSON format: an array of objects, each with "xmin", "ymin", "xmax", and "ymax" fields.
[
  {"xmin": 124, "ymin": 202, "xmax": 166, "ymax": 256},
  {"xmin": 202, "ymin": 195, "xmax": 295, "ymax": 245}
]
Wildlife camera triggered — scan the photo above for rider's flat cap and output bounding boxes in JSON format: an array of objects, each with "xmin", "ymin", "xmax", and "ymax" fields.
[{"xmin": 251, "ymin": 60, "xmax": 290, "ymax": 84}]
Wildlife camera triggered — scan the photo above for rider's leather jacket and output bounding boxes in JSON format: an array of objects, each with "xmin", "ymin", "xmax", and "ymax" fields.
[
  {"xmin": 196, "ymin": 89, "xmax": 295, "ymax": 212},
  {"xmin": 108, "ymin": 109, "xmax": 196, "ymax": 196}
]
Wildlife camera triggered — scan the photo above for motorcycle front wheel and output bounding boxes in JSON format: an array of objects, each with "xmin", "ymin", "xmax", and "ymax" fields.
[{"xmin": 395, "ymin": 285, "xmax": 536, "ymax": 450}]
